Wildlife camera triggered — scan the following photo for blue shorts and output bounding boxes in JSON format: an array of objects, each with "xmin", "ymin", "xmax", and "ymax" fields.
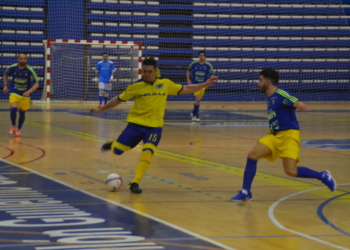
[{"xmin": 117, "ymin": 123, "xmax": 162, "ymax": 149}]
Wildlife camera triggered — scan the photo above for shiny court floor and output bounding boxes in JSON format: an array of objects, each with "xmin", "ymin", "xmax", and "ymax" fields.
[{"xmin": 0, "ymin": 101, "xmax": 349, "ymax": 250}]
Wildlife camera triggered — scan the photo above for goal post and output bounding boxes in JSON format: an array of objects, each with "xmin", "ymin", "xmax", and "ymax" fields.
[{"xmin": 39, "ymin": 39, "xmax": 142, "ymax": 103}]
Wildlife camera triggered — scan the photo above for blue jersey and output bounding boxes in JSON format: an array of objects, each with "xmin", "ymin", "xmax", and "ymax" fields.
[
  {"xmin": 4, "ymin": 63, "xmax": 38, "ymax": 96},
  {"xmin": 96, "ymin": 61, "xmax": 115, "ymax": 84},
  {"xmin": 188, "ymin": 61, "xmax": 214, "ymax": 84},
  {"xmin": 267, "ymin": 89, "xmax": 299, "ymax": 133}
]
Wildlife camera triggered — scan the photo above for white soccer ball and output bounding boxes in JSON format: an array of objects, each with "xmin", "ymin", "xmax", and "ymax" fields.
[{"xmin": 105, "ymin": 173, "xmax": 122, "ymax": 191}]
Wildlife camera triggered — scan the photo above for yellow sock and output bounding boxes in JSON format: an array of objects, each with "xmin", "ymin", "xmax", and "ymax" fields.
[{"xmin": 132, "ymin": 150, "xmax": 153, "ymax": 184}]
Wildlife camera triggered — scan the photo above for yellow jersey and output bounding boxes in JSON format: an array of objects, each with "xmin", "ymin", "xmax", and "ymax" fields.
[{"xmin": 118, "ymin": 78, "xmax": 183, "ymax": 127}]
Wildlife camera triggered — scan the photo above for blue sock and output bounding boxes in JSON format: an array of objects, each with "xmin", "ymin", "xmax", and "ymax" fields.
[
  {"xmin": 193, "ymin": 104, "xmax": 199, "ymax": 116},
  {"xmin": 10, "ymin": 107, "xmax": 17, "ymax": 126},
  {"xmin": 104, "ymin": 97, "xmax": 108, "ymax": 104},
  {"xmin": 242, "ymin": 158, "xmax": 257, "ymax": 192},
  {"xmin": 18, "ymin": 110, "xmax": 25, "ymax": 130},
  {"xmin": 98, "ymin": 96, "xmax": 103, "ymax": 105},
  {"xmin": 297, "ymin": 166, "xmax": 322, "ymax": 180}
]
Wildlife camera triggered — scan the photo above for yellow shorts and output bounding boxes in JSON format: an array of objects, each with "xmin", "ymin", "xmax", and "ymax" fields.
[
  {"xmin": 194, "ymin": 88, "xmax": 206, "ymax": 98},
  {"xmin": 9, "ymin": 93, "xmax": 31, "ymax": 111},
  {"xmin": 258, "ymin": 129, "xmax": 301, "ymax": 162}
]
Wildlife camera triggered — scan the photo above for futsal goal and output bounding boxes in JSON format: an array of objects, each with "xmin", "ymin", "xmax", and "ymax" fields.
[{"xmin": 39, "ymin": 39, "xmax": 142, "ymax": 103}]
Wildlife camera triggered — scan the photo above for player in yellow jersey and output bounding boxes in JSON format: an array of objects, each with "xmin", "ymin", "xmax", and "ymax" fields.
[{"xmin": 91, "ymin": 58, "xmax": 218, "ymax": 193}]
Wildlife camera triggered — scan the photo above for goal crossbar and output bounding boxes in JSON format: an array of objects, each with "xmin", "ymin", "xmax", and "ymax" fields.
[{"xmin": 40, "ymin": 39, "xmax": 142, "ymax": 103}]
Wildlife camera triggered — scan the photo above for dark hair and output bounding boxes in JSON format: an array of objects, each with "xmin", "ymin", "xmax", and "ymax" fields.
[
  {"xmin": 260, "ymin": 69, "xmax": 279, "ymax": 86},
  {"xmin": 18, "ymin": 52, "xmax": 27, "ymax": 58},
  {"xmin": 198, "ymin": 50, "xmax": 206, "ymax": 56},
  {"xmin": 142, "ymin": 57, "xmax": 157, "ymax": 69},
  {"xmin": 101, "ymin": 52, "xmax": 108, "ymax": 56}
]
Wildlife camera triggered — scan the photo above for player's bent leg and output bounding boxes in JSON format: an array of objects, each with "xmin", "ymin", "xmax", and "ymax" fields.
[
  {"xmin": 282, "ymin": 158, "xmax": 298, "ymax": 177},
  {"xmin": 112, "ymin": 141, "xmax": 131, "ymax": 155},
  {"xmin": 248, "ymin": 142, "xmax": 273, "ymax": 160},
  {"xmin": 101, "ymin": 141, "xmax": 131, "ymax": 155},
  {"xmin": 294, "ymin": 163, "xmax": 336, "ymax": 191},
  {"xmin": 231, "ymin": 142, "xmax": 273, "ymax": 202},
  {"xmin": 231, "ymin": 157, "xmax": 256, "ymax": 201}
]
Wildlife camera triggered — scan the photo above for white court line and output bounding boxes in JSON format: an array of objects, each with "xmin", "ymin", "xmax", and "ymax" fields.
[
  {"xmin": 0, "ymin": 158, "xmax": 236, "ymax": 250},
  {"xmin": 268, "ymin": 183, "xmax": 350, "ymax": 250}
]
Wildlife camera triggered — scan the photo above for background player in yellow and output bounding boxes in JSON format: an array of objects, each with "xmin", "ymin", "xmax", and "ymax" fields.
[
  {"xmin": 231, "ymin": 69, "xmax": 336, "ymax": 201},
  {"xmin": 91, "ymin": 58, "xmax": 218, "ymax": 193},
  {"xmin": 186, "ymin": 51, "xmax": 214, "ymax": 121},
  {"xmin": 2, "ymin": 53, "xmax": 39, "ymax": 136}
]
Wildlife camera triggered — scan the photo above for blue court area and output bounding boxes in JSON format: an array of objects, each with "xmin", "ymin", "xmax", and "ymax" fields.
[
  {"xmin": 0, "ymin": 160, "xmax": 228, "ymax": 250},
  {"xmin": 301, "ymin": 139, "xmax": 350, "ymax": 150},
  {"xmin": 317, "ymin": 192, "xmax": 350, "ymax": 236}
]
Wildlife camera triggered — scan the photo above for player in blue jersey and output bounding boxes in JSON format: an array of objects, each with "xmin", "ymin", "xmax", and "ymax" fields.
[
  {"xmin": 91, "ymin": 58, "xmax": 219, "ymax": 193},
  {"xmin": 186, "ymin": 51, "xmax": 214, "ymax": 121},
  {"xmin": 2, "ymin": 53, "xmax": 39, "ymax": 137},
  {"xmin": 95, "ymin": 52, "xmax": 115, "ymax": 108},
  {"xmin": 231, "ymin": 69, "xmax": 336, "ymax": 201}
]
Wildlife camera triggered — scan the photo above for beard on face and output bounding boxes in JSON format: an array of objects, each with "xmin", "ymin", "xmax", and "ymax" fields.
[
  {"xmin": 19, "ymin": 62, "xmax": 26, "ymax": 66},
  {"xmin": 260, "ymin": 84, "xmax": 267, "ymax": 93}
]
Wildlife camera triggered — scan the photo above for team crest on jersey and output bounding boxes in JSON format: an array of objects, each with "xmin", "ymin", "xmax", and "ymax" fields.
[
  {"xmin": 156, "ymin": 83, "xmax": 164, "ymax": 89},
  {"xmin": 282, "ymin": 99, "xmax": 290, "ymax": 105}
]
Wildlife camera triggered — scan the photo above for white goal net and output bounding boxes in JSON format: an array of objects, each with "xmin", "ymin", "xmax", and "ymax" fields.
[{"xmin": 39, "ymin": 40, "xmax": 142, "ymax": 103}]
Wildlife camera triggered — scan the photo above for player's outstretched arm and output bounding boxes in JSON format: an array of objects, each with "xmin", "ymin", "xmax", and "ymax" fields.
[
  {"xmin": 294, "ymin": 101, "xmax": 307, "ymax": 112},
  {"xmin": 90, "ymin": 96, "xmax": 122, "ymax": 114},
  {"xmin": 180, "ymin": 75, "xmax": 218, "ymax": 95}
]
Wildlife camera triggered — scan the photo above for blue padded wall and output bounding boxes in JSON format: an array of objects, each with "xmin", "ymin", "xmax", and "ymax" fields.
[
  {"xmin": 0, "ymin": 0, "xmax": 46, "ymax": 100},
  {"xmin": 1, "ymin": 0, "xmax": 350, "ymax": 101},
  {"xmin": 48, "ymin": 0, "xmax": 84, "ymax": 40}
]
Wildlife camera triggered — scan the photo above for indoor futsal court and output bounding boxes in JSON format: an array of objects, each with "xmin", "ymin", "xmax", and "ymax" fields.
[
  {"xmin": 0, "ymin": 101, "xmax": 349, "ymax": 250},
  {"xmin": 1, "ymin": 0, "xmax": 350, "ymax": 250}
]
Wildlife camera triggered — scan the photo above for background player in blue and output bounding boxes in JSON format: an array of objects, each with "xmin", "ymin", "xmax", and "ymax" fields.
[
  {"xmin": 91, "ymin": 58, "xmax": 219, "ymax": 194},
  {"xmin": 2, "ymin": 53, "xmax": 39, "ymax": 137},
  {"xmin": 231, "ymin": 69, "xmax": 336, "ymax": 201},
  {"xmin": 95, "ymin": 52, "xmax": 115, "ymax": 108},
  {"xmin": 186, "ymin": 51, "xmax": 214, "ymax": 121}
]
